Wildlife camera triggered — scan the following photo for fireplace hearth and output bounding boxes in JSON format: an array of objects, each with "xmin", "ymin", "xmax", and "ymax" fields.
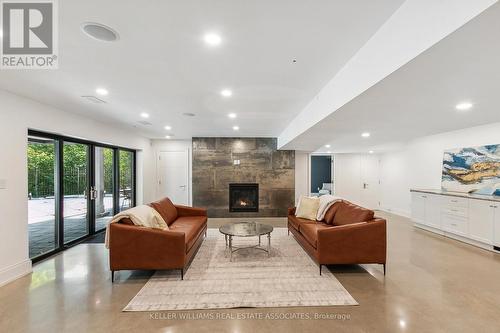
[{"xmin": 229, "ymin": 183, "xmax": 259, "ymax": 212}]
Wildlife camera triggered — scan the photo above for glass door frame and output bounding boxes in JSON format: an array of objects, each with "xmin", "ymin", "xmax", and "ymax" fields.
[{"xmin": 28, "ymin": 129, "xmax": 137, "ymax": 263}]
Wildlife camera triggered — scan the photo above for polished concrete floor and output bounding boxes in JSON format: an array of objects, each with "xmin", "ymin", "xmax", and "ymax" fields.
[{"xmin": 2, "ymin": 212, "xmax": 500, "ymax": 332}]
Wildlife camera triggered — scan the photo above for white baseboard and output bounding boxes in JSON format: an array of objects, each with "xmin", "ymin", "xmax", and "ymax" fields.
[
  {"xmin": 379, "ymin": 207, "xmax": 411, "ymax": 218},
  {"xmin": 0, "ymin": 259, "xmax": 32, "ymax": 287}
]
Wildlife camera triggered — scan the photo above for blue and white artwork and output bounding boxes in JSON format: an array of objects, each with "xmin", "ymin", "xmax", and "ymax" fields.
[{"xmin": 442, "ymin": 144, "xmax": 500, "ymax": 196}]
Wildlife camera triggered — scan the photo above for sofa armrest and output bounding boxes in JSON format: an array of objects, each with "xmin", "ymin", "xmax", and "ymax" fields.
[
  {"xmin": 109, "ymin": 223, "xmax": 186, "ymax": 270},
  {"xmin": 288, "ymin": 207, "xmax": 296, "ymax": 216},
  {"xmin": 175, "ymin": 205, "xmax": 207, "ymax": 217},
  {"xmin": 317, "ymin": 219, "xmax": 386, "ymax": 264}
]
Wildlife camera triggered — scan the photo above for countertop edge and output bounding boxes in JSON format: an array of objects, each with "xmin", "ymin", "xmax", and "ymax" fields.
[{"xmin": 410, "ymin": 189, "xmax": 500, "ymax": 202}]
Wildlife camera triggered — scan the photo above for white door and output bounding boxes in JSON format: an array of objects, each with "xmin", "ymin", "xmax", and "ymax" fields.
[
  {"xmin": 469, "ymin": 200, "xmax": 494, "ymax": 245},
  {"xmin": 360, "ymin": 154, "xmax": 380, "ymax": 209},
  {"xmin": 157, "ymin": 151, "xmax": 189, "ymax": 205}
]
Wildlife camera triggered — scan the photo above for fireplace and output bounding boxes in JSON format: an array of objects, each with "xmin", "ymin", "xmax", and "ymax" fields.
[{"xmin": 229, "ymin": 183, "xmax": 259, "ymax": 212}]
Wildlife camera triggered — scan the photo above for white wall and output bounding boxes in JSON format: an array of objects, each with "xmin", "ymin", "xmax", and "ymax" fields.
[
  {"xmin": 333, "ymin": 123, "xmax": 500, "ymax": 216},
  {"xmin": 378, "ymin": 122, "xmax": 500, "ymax": 217},
  {"xmin": 334, "ymin": 154, "xmax": 363, "ymax": 205},
  {"xmin": 294, "ymin": 152, "xmax": 310, "ymax": 204},
  {"xmin": 151, "ymin": 139, "xmax": 193, "ymax": 205},
  {"xmin": 0, "ymin": 89, "xmax": 154, "ymax": 286}
]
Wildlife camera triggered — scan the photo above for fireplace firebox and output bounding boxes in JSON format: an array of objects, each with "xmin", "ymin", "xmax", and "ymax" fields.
[{"xmin": 229, "ymin": 183, "xmax": 259, "ymax": 212}]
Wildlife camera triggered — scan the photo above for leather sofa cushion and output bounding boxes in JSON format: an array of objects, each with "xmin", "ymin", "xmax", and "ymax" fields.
[
  {"xmin": 323, "ymin": 202, "xmax": 342, "ymax": 225},
  {"xmin": 300, "ymin": 222, "xmax": 331, "ymax": 249},
  {"xmin": 169, "ymin": 216, "xmax": 207, "ymax": 252},
  {"xmin": 150, "ymin": 197, "xmax": 178, "ymax": 226},
  {"xmin": 288, "ymin": 215, "xmax": 316, "ymax": 232},
  {"xmin": 333, "ymin": 201, "xmax": 374, "ymax": 226}
]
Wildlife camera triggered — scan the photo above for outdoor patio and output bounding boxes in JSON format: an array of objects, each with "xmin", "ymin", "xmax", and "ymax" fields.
[{"xmin": 29, "ymin": 196, "xmax": 130, "ymax": 258}]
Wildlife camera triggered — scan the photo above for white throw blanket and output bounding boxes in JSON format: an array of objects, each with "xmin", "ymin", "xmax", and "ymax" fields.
[
  {"xmin": 104, "ymin": 205, "xmax": 168, "ymax": 249},
  {"xmin": 316, "ymin": 195, "xmax": 342, "ymax": 221}
]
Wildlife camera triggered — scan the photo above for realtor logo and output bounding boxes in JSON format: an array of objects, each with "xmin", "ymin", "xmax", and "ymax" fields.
[{"xmin": 1, "ymin": 0, "xmax": 58, "ymax": 69}]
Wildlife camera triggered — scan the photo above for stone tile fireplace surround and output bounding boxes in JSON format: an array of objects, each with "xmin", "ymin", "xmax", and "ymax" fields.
[{"xmin": 192, "ymin": 138, "xmax": 295, "ymax": 217}]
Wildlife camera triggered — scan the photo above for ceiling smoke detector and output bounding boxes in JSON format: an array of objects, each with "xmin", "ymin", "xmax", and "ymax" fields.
[{"xmin": 81, "ymin": 22, "xmax": 119, "ymax": 42}]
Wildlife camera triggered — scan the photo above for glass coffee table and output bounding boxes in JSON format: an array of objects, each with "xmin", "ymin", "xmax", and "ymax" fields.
[{"xmin": 219, "ymin": 222, "xmax": 273, "ymax": 261}]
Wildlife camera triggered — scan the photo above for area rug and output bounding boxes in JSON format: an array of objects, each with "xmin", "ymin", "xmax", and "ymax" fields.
[{"xmin": 123, "ymin": 228, "xmax": 358, "ymax": 311}]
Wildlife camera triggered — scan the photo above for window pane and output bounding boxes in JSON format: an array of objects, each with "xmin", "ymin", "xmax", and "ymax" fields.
[
  {"xmin": 119, "ymin": 150, "xmax": 134, "ymax": 211},
  {"xmin": 63, "ymin": 142, "xmax": 89, "ymax": 243},
  {"xmin": 28, "ymin": 137, "xmax": 57, "ymax": 258},
  {"xmin": 95, "ymin": 147, "xmax": 114, "ymax": 231}
]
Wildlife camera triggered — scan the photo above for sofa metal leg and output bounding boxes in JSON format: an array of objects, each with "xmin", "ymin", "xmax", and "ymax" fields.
[
  {"xmin": 383, "ymin": 264, "xmax": 386, "ymax": 275},
  {"xmin": 181, "ymin": 269, "xmax": 184, "ymax": 280},
  {"xmin": 111, "ymin": 270, "xmax": 115, "ymax": 283},
  {"xmin": 319, "ymin": 264, "xmax": 322, "ymax": 275}
]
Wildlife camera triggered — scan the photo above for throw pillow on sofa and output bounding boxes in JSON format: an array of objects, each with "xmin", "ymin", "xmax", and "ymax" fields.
[{"xmin": 295, "ymin": 196, "xmax": 320, "ymax": 220}]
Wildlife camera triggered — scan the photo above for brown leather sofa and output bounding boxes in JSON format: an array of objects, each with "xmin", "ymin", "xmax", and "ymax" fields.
[
  {"xmin": 288, "ymin": 200, "xmax": 386, "ymax": 275},
  {"xmin": 108, "ymin": 197, "xmax": 207, "ymax": 282}
]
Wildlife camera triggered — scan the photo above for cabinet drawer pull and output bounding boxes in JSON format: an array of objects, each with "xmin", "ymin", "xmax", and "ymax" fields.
[
  {"xmin": 421, "ymin": 195, "xmax": 427, "ymax": 198},
  {"xmin": 451, "ymin": 223, "xmax": 458, "ymax": 227},
  {"xmin": 451, "ymin": 200, "xmax": 458, "ymax": 203},
  {"xmin": 490, "ymin": 205, "xmax": 495, "ymax": 208}
]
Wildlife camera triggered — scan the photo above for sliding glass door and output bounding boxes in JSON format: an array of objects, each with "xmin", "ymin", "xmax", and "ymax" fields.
[
  {"xmin": 63, "ymin": 141, "xmax": 90, "ymax": 244},
  {"xmin": 28, "ymin": 136, "xmax": 58, "ymax": 258},
  {"xmin": 119, "ymin": 149, "xmax": 134, "ymax": 211},
  {"xmin": 95, "ymin": 147, "xmax": 115, "ymax": 232},
  {"xmin": 28, "ymin": 130, "xmax": 136, "ymax": 262}
]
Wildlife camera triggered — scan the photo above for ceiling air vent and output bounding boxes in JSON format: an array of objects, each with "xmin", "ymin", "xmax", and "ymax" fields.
[
  {"xmin": 81, "ymin": 95, "xmax": 106, "ymax": 104},
  {"xmin": 137, "ymin": 120, "xmax": 152, "ymax": 126}
]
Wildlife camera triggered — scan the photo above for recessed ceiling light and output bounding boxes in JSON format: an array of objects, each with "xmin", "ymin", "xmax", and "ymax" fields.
[
  {"xmin": 95, "ymin": 88, "xmax": 108, "ymax": 96},
  {"xmin": 325, "ymin": 144, "xmax": 331, "ymax": 148},
  {"xmin": 369, "ymin": 150, "xmax": 374, "ymax": 154},
  {"xmin": 164, "ymin": 125, "xmax": 172, "ymax": 130},
  {"xmin": 204, "ymin": 33, "xmax": 222, "ymax": 46},
  {"xmin": 361, "ymin": 132, "xmax": 371, "ymax": 138},
  {"xmin": 221, "ymin": 89, "xmax": 232, "ymax": 97},
  {"xmin": 456, "ymin": 102, "xmax": 473, "ymax": 111},
  {"xmin": 81, "ymin": 22, "xmax": 119, "ymax": 42},
  {"xmin": 228, "ymin": 113, "xmax": 237, "ymax": 119},
  {"xmin": 232, "ymin": 125, "xmax": 239, "ymax": 131},
  {"xmin": 140, "ymin": 112, "xmax": 149, "ymax": 118}
]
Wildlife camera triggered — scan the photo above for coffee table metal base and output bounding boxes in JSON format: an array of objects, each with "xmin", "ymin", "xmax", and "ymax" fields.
[{"xmin": 225, "ymin": 234, "xmax": 271, "ymax": 261}]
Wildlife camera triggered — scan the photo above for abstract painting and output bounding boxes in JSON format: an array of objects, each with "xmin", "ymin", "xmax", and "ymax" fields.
[{"xmin": 442, "ymin": 144, "xmax": 500, "ymax": 196}]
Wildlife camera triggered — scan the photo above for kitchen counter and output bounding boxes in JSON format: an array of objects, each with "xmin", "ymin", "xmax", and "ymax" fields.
[{"xmin": 411, "ymin": 189, "xmax": 500, "ymax": 202}]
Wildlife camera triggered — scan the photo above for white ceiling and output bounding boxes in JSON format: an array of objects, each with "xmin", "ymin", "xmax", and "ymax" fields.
[
  {"xmin": 0, "ymin": 0, "xmax": 404, "ymax": 139},
  {"xmin": 287, "ymin": 1, "xmax": 500, "ymax": 153}
]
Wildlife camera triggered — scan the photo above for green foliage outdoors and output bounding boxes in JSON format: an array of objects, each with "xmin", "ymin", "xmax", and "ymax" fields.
[{"xmin": 28, "ymin": 142, "xmax": 132, "ymax": 198}]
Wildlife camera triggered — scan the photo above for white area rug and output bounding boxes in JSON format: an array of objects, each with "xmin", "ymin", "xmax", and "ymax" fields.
[{"xmin": 123, "ymin": 228, "xmax": 358, "ymax": 311}]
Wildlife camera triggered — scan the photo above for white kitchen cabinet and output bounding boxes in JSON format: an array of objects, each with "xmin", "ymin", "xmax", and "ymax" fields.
[
  {"xmin": 411, "ymin": 192, "xmax": 426, "ymax": 224},
  {"xmin": 426, "ymin": 194, "xmax": 442, "ymax": 229},
  {"xmin": 494, "ymin": 205, "xmax": 500, "ymax": 248},
  {"xmin": 468, "ymin": 200, "xmax": 495, "ymax": 245},
  {"xmin": 411, "ymin": 190, "xmax": 500, "ymax": 253},
  {"xmin": 441, "ymin": 214, "xmax": 468, "ymax": 237},
  {"xmin": 411, "ymin": 193, "xmax": 441, "ymax": 229}
]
